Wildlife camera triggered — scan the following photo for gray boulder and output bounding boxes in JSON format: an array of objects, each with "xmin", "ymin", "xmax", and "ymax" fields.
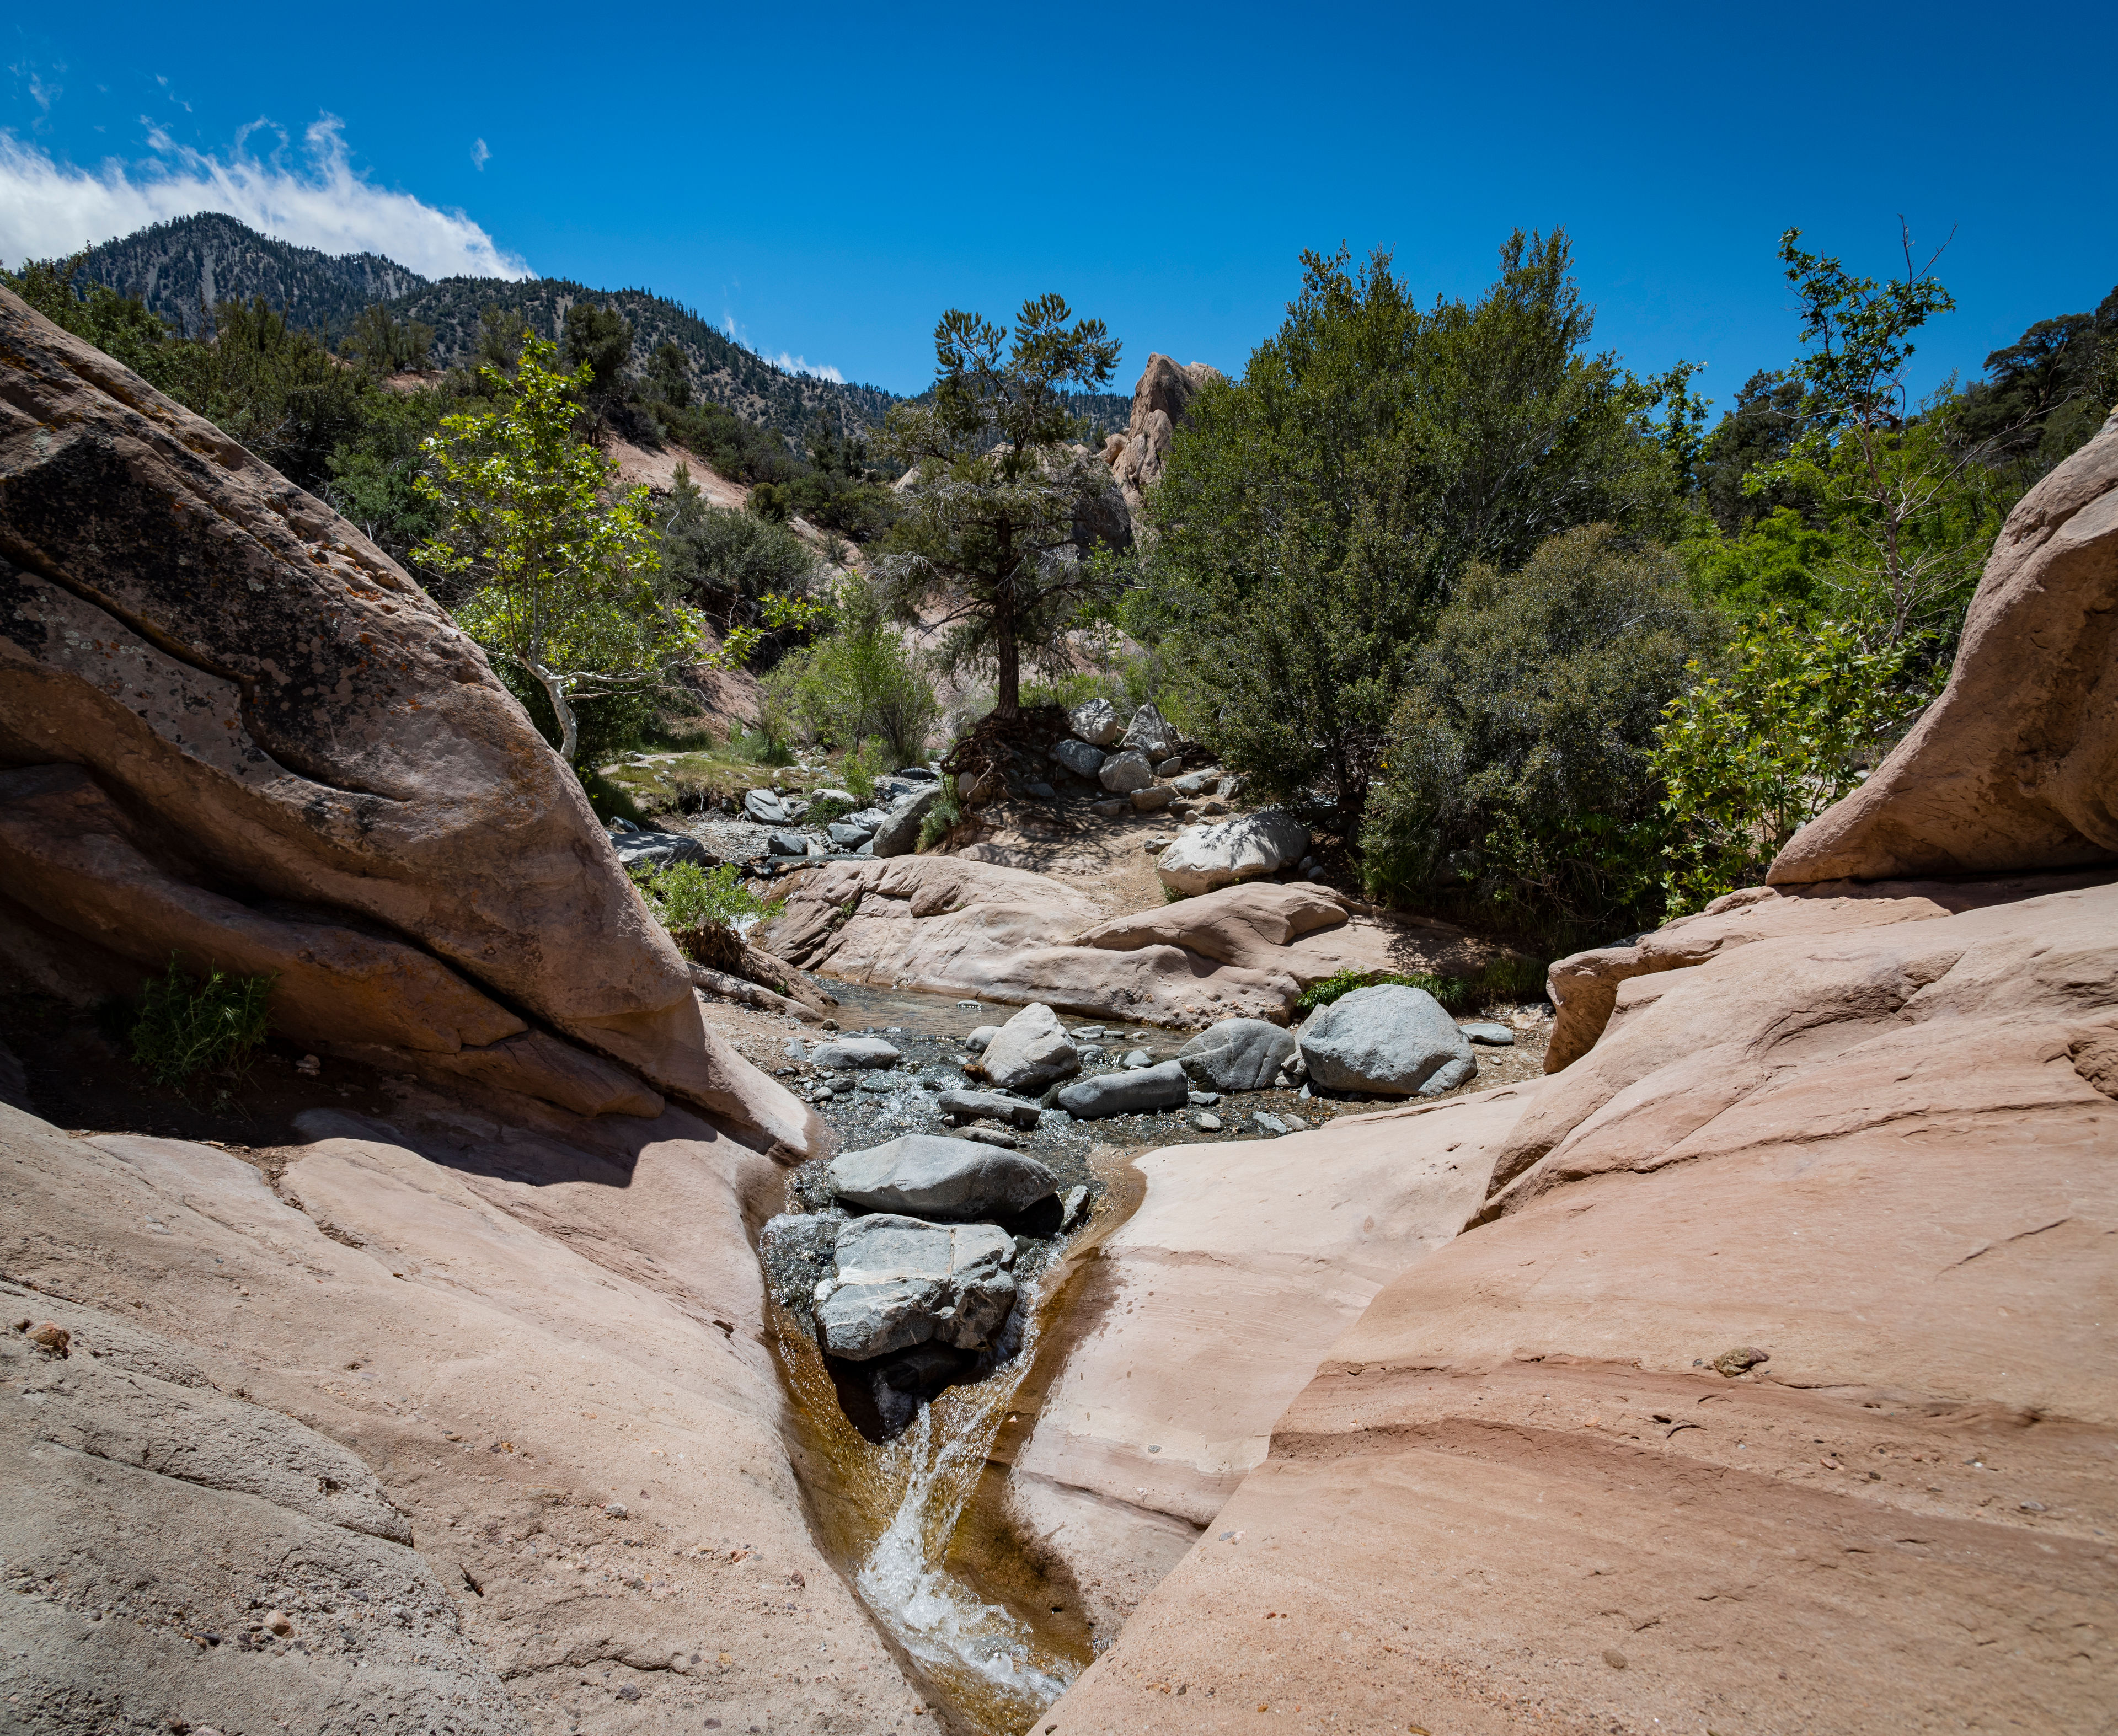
[
  {"xmin": 1461, "ymin": 1020, "xmax": 1517, "ymax": 1046},
  {"xmin": 744, "ymin": 789, "xmax": 790, "ymax": 825},
  {"xmin": 814, "ymin": 1215, "xmax": 1018, "ymax": 1359},
  {"xmin": 1178, "ymin": 1017, "xmax": 1298, "ymax": 1091},
  {"xmin": 768, "ymin": 830, "xmax": 811, "ymax": 856},
  {"xmin": 811, "ymin": 1036, "xmax": 903, "ymax": 1070},
  {"xmin": 812, "ymin": 786, "xmax": 859, "ymax": 807},
  {"xmin": 1071, "ymin": 697, "xmax": 1124, "ymax": 746},
  {"xmin": 1130, "ymin": 785, "xmax": 1174, "ymax": 811},
  {"xmin": 980, "ymin": 1003, "xmax": 1079, "ymax": 1092},
  {"xmin": 1156, "ymin": 809, "xmax": 1312, "ymax": 895},
  {"xmin": 827, "ymin": 1133, "xmax": 1056, "ymax": 1219},
  {"xmin": 610, "ymin": 828, "xmax": 708, "ymax": 870},
  {"xmin": 1050, "ymin": 738, "xmax": 1108, "ymax": 778},
  {"xmin": 870, "ymin": 786, "xmax": 941, "ymax": 857},
  {"xmin": 1055, "ymin": 1059, "xmax": 1189, "ymax": 1119},
  {"xmin": 828, "ymin": 819, "xmax": 877, "ymax": 850},
  {"xmin": 937, "ymin": 1087, "xmax": 1044, "ymax": 1130},
  {"xmin": 1297, "ymin": 985, "xmax": 1477, "ymax": 1097},
  {"xmin": 1098, "ymin": 750, "xmax": 1154, "ymax": 794},
  {"xmin": 965, "ymin": 1025, "xmax": 1000, "ymax": 1053},
  {"xmin": 1120, "ymin": 704, "xmax": 1180, "ymax": 761}
]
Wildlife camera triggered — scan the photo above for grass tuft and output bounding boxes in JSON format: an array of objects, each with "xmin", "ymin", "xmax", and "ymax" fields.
[{"xmin": 130, "ymin": 958, "xmax": 275, "ymax": 1089}]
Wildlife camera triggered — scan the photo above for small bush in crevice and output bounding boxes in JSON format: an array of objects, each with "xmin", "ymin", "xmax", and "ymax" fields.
[
  {"xmin": 1293, "ymin": 955, "xmax": 1547, "ymax": 1020},
  {"xmin": 130, "ymin": 960, "xmax": 275, "ymax": 1089},
  {"xmin": 917, "ymin": 775, "xmax": 965, "ymax": 851}
]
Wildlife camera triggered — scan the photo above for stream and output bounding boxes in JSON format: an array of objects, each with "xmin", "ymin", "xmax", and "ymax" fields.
[{"xmin": 759, "ymin": 983, "xmax": 1187, "ymax": 1734}]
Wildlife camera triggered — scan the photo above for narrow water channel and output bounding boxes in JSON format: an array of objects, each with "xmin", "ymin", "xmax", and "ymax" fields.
[{"xmin": 760, "ymin": 983, "xmax": 1176, "ymax": 1735}]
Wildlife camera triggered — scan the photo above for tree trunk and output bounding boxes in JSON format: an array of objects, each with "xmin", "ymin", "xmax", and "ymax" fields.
[
  {"xmin": 528, "ymin": 661, "xmax": 580, "ymax": 764},
  {"xmin": 994, "ymin": 611, "xmax": 1020, "ymax": 720}
]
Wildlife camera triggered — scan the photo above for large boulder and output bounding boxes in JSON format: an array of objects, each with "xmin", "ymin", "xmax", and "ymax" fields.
[
  {"xmin": 0, "ymin": 288, "xmax": 814, "ymax": 1152},
  {"xmin": 1097, "ymin": 749, "xmax": 1154, "ymax": 794},
  {"xmin": 1176, "ymin": 1017, "xmax": 1296, "ymax": 1091},
  {"xmin": 934, "ymin": 1087, "xmax": 1045, "ymax": 1130},
  {"xmin": 609, "ymin": 826, "xmax": 710, "ymax": 870},
  {"xmin": 1069, "ymin": 698, "xmax": 1124, "ymax": 747},
  {"xmin": 814, "ymin": 1214, "xmax": 1018, "ymax": 1360},
  {"xmin": 978, "ymin": 1002, "xmax": 1080, "ymax": 1092},
  {"xmin": 810, "ymin": 1035, "xmax": 902, "ymax": 1070},
  {"xmin": 1054, "ymin": 1059, "xmax": 1189, "ymax": 1119},
  {"xmin": 1297, "ymin": 984, "xmax": 1477, "ymax": 1096},
  {"xmin": 1769, "ymin": 408, "xmax": 2118, "ymax": 885},
  {"xmin": 1156, "ymin": 810, "xmax": 1312, "ymax": 895},
  {"xmin": 1104, "ymin": 353, "xmax": 1225, "ymax": 537},
  {"xmin": 1118, "ymin": 704, "xmax": 1181, "ymax": 762},
  {"xmin": 869, "ymin": 785, "xmax": 940, "ymax": 858},
  {"xmin": 743, "ymin": 789, "xmax": 791, "ymax": 825},
  {"xmin": 1049, "ymin": 738, "xmax": 1107, "ymax": 778},
  {"xmin": 825, "ymin": 1133, "xmax": 1056, "ymax": 1219}
]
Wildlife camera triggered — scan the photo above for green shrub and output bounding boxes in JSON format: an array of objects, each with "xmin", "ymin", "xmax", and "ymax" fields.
[
  {"xmin": 1294, "ymin": 957, "xmax": 1545, "ymax": 1019},
  {"xmin": 839, "ymin": 739, "xmax": 895, "ymax": 802},
  {"xmin": 130, "ymin": 960, "xmax": 275, "ymax": 1088},
  {"xmin": 768, "ymin": 580, "xmax": 939, "ymax": 765},
  {"xmin": 916, "ymin": 775, "xmax": 964, "ymax": 851},
  {"xmin": 632, "ymin": 862, "xmax": 764, "ymax": 931}
]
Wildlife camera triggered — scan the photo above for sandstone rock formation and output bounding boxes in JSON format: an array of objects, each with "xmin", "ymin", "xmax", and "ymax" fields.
[
  {"xmin": 1769, "ymin": 406, "xmax": 2118, "ymax": 885},
  {"xmin": 1006, "ymin": 1083, "xmax": 1544, "ymax": 1639},
  {"xmin": 0, "ymin": 1090, "xmax": 926, "ymax": 1732},
  {"xmin": 1043, "ymin": 875, "xmax": 2118, "ymax": 1733},
  {"xmin": 758, "ymin": 856, "xmax": 1492, "ymax": 1025},
  {"xmin": 0, "ymin": 286, "xmax": 815, "ymax": 1154},
  {"xmin": 1102, "ymin": 353, "xmax": 1225, "ymax": 538}
]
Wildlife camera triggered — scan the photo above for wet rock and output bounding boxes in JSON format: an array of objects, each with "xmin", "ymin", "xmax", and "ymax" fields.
[
  {"xmin": 1123, "ymin": 1049, "xmax": 1153, "ymax": 1069},
  {"xmin": 811, "ymin": 1036, "xmax": 903, "ymax": 1070},
  {"xmin": 959, "ymin": 1126, "xmax": 1020, "ymax": 1150},
  {"xmin": 980, "ymin": 1003, "xmax": 1081, "ymax": 1093},
  {"xmin": 1460, "ymin": 1021, "xmax": 1516, "ymax": 1046},
  {"xmin": 1099, "ymin": 751, "xmax": 1154, "ymax": 794},
  {"xmin": 964, "ymin": 1026, "xmax": 999, "ymax": 1054},
  {"xmin": 827, "ymin": 820, "xmax": 876, "ymax": 851},
  {"xmin": 768, "ymin": 831, "xmax": 811, "ymax": 857},
  {"xmin": 826, "ymin": 1133, "xmax": 1058, "ymax": 1219},
  {"xmin": 1050, "ymin": 739, "xmax": 1108, "ymax": 778},
  {"xmin": 1056, "ymin": 1060, "xmax": 1189, "ymax": 1119},
  {"xmin": 1179, "ymin": 1018, "xmax": 1297, "ymax": 1092},
  {"xmin": 1298, "ymin": 985, "xmax": 1477, "ymax": 1097},
  {"xmin": 814, "ymin": 1215, "xmax": 1018, "ymax": 1359},
  {"xmin": 934, "ymin": 1087, "xmax": 1044, "ymax": 1130}
]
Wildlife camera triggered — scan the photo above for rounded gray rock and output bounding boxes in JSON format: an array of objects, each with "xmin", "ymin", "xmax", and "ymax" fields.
[
  {"xmin": 827, "ymin": 1133, "xmax": 1056, "ymax": 1220},
  {"xmin": 1297, "ymin": 985, "xmax": 1477, "ymax": 1097},
  {"xmin": 815, "ymin": 1214, "xmax": 1018, "ymax": 1359},
  {"xmin": 1098, "ymin": 750, "xmax": 1154, "ymax": 794},
  {"xmin": 1055, "ymin": 1059, "xmax": 1190, "ymax": 1119},
  {"xmin": 1049, "ymin": 738, "xmax": 1108, "ymax": 778},
  {"xmin": 811, "ymin": 1036, "xmax": 903, "ymax": 1070},
  {"xmin": 980, "ymin": 1003, "xmax": 1080, "ymax": 1092},
  {"xmin": 1070, "ymin": 697, "xmax": 1124, "ymax": 747},
  {"xmin": 1177, "ymin": 1017, "xmax": 1298, "ymax": 1091}
]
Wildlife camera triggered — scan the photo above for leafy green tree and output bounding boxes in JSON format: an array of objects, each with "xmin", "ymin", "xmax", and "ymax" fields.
[
  {"xmin": 1362, "ymin": 526, "xmax": 1718, "ymax": 946},
  {"xmin": 876, "ymin": 293, "xmax": 1122, "ymax": 717},
  {"xmin": 1758, "ymin": 227, "xmax": 2009, "ymax": 647},
  {"xmin": 1948, "ymin": 285, "xmax": 2118, "ymax": 480},
  {"xmin": 1651, "ymin": 612, "xmax": 1940, "ymax": 912},
  {"xmin": 647, "ymin": 340, "xmax": 692, "ymax": 409},
  {"xmin": 475, "ymin": 303, "xmax": 531, "ymax": 376},
  {"xmin": 767, "ymin": 577, "xmax": 939, "ymax": 765},
  {"xmin": 413, "ymin": 336, "xmax": 704, "ymax": 763},
  {"xmin": 339, "ymin": 303, "xmax": 434, "ymax": 375},
  {"xmin": 1697, "ymin": 369, "xmax": 1809, "ymax": 534},
  {"xmin": 1678, "ymin": 506, "xmax": 1836, "ymax": 622},
  {"xmin": 3, "ymin": 253, "xmax": 174, "ymax": 374},
  {"xmin": 564, "ymin": 301, "xmax": 634, "ymax": 414},
  {"xmin": 1143, "ymin": 234, "xmax": 1685, "ymax": 834}
]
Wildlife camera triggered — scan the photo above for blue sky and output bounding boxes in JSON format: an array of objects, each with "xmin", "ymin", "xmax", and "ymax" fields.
[{"xmin": 4, "ymin": 1, "xmax": 2114, "ymax": 408}]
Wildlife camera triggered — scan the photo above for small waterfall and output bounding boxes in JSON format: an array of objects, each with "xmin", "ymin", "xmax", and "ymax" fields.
[{"xmin": 855, "ymin": 1401, "xmax": 1074, "ymax": 1718}]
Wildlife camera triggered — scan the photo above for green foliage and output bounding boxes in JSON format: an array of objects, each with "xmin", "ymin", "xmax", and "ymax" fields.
[
  {"xmin": 1679, "ymin": 506, "xmax": 1835, "ymax": 623},
  {"xmin": 340, "ymin": 303, "xmax": 434, "ymax": 375},
  {"xmin": 1295, "ymin": 957, "xmax": 1547, "ymax": 1017},
  {"xmin": 1950, "ymin": 287, "xmax": 2118, "ymax": 481},
  {"xmin": 657, "ymin": 465, "xmax": 824, "ymax": 665},
  {"xmin": 917, "ymin": 775, "xmax": 964, "ymax": 851},
  {"xmin": 767, "ymin": 578, "xmax": 939, "ymax": 764},
  {"xmin": 129, "ymin": 960, "xmax": 275, "ymax": 1089},
  {"xmin": 564, "ymin": 301, "xmax": 635, "ymax": 410},
  {"xmin": 3, "ymin": 253, "xmax": 175, "ymax": 374},
  {"xmin": 414, "ymin": 337, "xmax": 704, "ymax": 763},
  {"xmin": 838, "ymin": 738, "xmax": 895, "ymax": 801},
  {"xmin": 1361, "ymin": 527, "xmax": 1717, "ymax": 947},
  {"xmin": 876, "ymin": 293, "xmax": 1122, "ymax": 716},
  {"xmin": 632, "ymin": 861, "xmax": 764, "ymax": 931},
  {"xmin": 1651, "ymin": 612, "xmax": 1940, "ymax": 913},
  {"xmin": 1142, "ymin": 235, "xmax": 1687, "ymax": 835}
]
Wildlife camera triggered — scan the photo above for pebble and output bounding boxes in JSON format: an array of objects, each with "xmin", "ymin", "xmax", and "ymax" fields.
[
  {"xmin": 1187, "ymin": 1090, "xmax": 1222, "ymax": 1106},
  {"xmin": 958, "ymin": 1126, "xmax": 1021, "ymax": 1150},
  {"xmin": 264, "ymin": 1611, "xmax": 293, "ymax": 1636},
  {"xmin": 1195, "ymin": 1113, "xmax": 1222, "ymax": 1131},
  {"xmin": 605, "ymin": 1502, "xmax": 629, "ymax": 1518},
  {"xmin": 1123, "ymin": 1049, "xmax": 1152, "ymax": 1069}
]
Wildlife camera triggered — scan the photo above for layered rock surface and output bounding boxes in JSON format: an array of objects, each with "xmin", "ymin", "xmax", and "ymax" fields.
[
  {"xmin": 760, "ymin": 856, "xmax": 1491, "ymax": 1024},
  {"xmin": 0, "ymin": 286, "xmax": 814, "ymax": 1154},
  {"xmin": 1044, "ymin": 877, "xmax": 2118, "ymax": 1733}
]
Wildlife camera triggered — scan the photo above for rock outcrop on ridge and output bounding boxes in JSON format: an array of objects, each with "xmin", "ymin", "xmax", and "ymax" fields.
[
  {"xmin": 1769, "ymin": 406, "xmax": 2118, "ymax": 885},
  {"xmin": 0, "ymin": 285, "xmax": 814, "ymax": 1152},
  {"xmin": 1102, "ymin": 352, "xmax": 1224, "ymax": 538}
]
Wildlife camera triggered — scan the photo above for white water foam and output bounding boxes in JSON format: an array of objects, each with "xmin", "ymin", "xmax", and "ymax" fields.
[{"xmin": 854, "ymin": 1369, "xmax": 1074, "ymax": 1717}]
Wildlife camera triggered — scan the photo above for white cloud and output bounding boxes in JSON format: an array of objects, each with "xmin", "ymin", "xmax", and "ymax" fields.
[
  {"xmin": 0, "ymin": 114, "xmax": 531, "ymax": 280},
  {"xmin": 772, "ymin": 350, "xmax": 844, "ymax": 383},
  {"xmin": 470, "ymin": 137, "xmax": 490, "ymax": 171}
]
